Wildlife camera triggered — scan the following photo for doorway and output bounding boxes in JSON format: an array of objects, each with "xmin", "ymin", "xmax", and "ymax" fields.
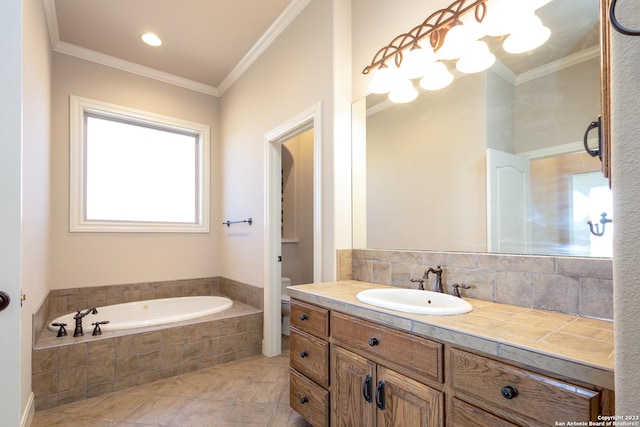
[{"xmin": 264, "ymin": 103, "xmax": 322, "ymax": 357}]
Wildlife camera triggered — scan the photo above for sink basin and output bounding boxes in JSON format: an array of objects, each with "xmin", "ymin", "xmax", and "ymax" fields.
[{"xmin": 356, "ymin": 288, "xmax": 473, "ymax": 315}]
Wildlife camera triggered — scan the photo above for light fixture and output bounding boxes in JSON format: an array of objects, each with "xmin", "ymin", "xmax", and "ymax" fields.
[
  {"xmin": 419, "ymin": 62, "xmax": 454, "ymax": 91},
  {"xmin": 456, "ymin": 41, "xmax": 495, "ymax": 73},
  {"xmin": 389, "ymin": 78, "xmax": 419, "ymax": 103},
  {"xmin": 363, "ymin": 0, "xmax": 552, "ymax": 103},
  {"xmin": 503, "ymin": 15, "xmax": 551, "ymax": 54},
  {"xmin": 141, "ymin": 32, "xmax": 162, "ymax": 47}
]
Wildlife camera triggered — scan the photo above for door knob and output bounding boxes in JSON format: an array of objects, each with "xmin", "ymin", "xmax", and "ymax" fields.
[{"xmin": 0, "ymin": 291, "xmax": 10, "ymax": 311}]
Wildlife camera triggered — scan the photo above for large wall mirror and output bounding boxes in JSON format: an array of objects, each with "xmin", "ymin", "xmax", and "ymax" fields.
[{"xmin": 352, "ymin": 0, "xmax": 612, "ymax": 258}]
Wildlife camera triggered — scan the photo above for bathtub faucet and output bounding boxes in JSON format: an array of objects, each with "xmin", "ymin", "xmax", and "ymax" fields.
[{"xmin": 73, "ymin": 307, "xmax": 98, "ymax": 337}]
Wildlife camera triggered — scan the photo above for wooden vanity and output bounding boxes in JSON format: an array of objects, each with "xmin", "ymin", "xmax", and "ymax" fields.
[{"xmin": 288, "ymin": 282, "xmax": 614, "ymax": 427}]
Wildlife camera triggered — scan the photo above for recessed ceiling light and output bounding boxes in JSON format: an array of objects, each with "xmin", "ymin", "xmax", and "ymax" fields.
[{"xmin": 141, "ymin": 32, "xmax": 162, "ymax": 47}]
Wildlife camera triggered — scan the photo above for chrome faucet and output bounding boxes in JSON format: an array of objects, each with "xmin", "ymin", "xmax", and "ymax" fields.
[
  {"xmin": 425, "ymin": 265, "xmax": 443, "ymax": 293},
  {"xmin": 73, "ymin": 307, "xmax": 98, "ymax": 337}
]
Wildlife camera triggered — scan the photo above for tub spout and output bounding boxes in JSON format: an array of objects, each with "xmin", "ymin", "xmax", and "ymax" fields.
[{"xmin": 73, "ymin": 307, "xmax": 98, "ymax": 337}]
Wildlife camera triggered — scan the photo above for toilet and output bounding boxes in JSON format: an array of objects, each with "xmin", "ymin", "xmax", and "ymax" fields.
[{"xmin": 281, "ymin": 277, "xmax": 292, "ymax": 335}]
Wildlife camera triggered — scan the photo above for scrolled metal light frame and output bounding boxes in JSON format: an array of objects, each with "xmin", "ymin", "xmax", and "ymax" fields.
[{"xmin": 362, "ymin": 0, "xmax": 489, "ymax": 75}]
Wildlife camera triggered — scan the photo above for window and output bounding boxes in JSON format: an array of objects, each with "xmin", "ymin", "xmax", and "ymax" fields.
[{"xmin": 70, "ymin": 96, "xmax": 210, "ymax": 232}]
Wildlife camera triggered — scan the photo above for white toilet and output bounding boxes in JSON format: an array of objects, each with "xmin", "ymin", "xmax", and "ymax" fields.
[{"xmin": 281, "ymin": 277, "xmax": 292, "ymax": 335}]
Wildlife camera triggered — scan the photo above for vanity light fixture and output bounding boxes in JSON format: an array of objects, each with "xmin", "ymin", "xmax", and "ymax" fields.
[
  {"xmin": 363, "ymin": 0, "xmax": 552, "ymax": 103},
  {"xmin": 141, "ymin": 32, "xmax": 163, "ymax": 47}
]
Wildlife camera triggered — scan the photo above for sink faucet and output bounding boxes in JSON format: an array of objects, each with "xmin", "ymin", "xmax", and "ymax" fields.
[
  {"xmin": 73, "ymin": 307, "xmax": 98, "ymax": 337},
  {"xmin": 425, "ymin": 265, "xmax": 443, "ymax": 293}
]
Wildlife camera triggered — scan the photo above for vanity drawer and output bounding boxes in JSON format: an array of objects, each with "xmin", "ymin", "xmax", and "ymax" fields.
[
  {"xmin": 291, "ymin": 299, "xmax": 329, "ymax": 338},
  {"xmin": 290, "ymin": 368, "xmax": 329, "ymax": 427},
  {"xmin": 330, "ymin": 311, "xmax": 443, "ymax": 384},
  {"xmin": 449, "ymin": 398, "xmax": 517, "ymax": 427},
  {"xmin": 290, "ymin": 327, "xmax": 330, "ymax": 388},
  {"xmin": 449, "ymin": 347, "xmax": 599, "ymax": 425}
]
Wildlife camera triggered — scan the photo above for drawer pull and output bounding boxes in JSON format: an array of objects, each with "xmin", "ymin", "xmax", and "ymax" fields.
[
  {"xmin": 368, "ymin": 337, "xmax": 379, "ymax": 346},
  {"xmin": 300, "ymin": 396, "xmax": 309, "ymax": 404},
  {"xmin": 362, "ymin": 374, "xmax": 373, "ymax": 403},
  {"xmin": 299, "ymin": 351, "xmax": 309, "ymax": 358},
  {"xmin": 299, "ymin": 314, "xmax": 309, "ymax": 321},
  {"xmin": 375, "ymin": 380, "xmax": 385, "ymax": 410},
  {"xmin": 501, "ymin": 385, "xmax": 518, "ymax": 400}
]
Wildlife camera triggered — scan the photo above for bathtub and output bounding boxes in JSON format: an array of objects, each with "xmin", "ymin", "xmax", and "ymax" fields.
[{"xmin": 48, "ymin": 295, "xmax": 233, "ymax": 332}]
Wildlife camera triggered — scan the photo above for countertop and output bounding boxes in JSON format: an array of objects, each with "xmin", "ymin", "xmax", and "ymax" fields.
[{"xmin": 287, "ymin": 280, "xmax": 614, "ymax": 390}]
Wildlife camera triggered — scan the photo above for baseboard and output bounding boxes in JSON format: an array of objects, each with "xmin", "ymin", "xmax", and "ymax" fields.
[{"xmin": 21, "ymin": 392, "xmax": 34, "ymax": 427}]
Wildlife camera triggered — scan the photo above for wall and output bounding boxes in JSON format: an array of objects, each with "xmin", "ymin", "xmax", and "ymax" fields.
[
  {"xmin": 610, "ymin": 0, "xmax": 640, "ymax": 411},
  {"xmin": 50, "ymin": 54, "xmax": 221, "ymax": 288},
  {"xmin": 282, "ymin": 130, "xmax": 315, "ymax": 285},
  {"xmin": 219, "ymin": 0, "xmax": 338, "ymax": 287},
  {"xmin": 21, "ymin": 0, "xmax": 53, "ymax": 422}
]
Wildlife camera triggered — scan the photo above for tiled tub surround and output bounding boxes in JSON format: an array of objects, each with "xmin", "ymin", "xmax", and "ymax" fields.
[
  {"xmin": 32, "ymin": 278, "xmax": 264, "ymax": 411},
  {"xmin": 339, "ymin": 249, "xmax": 613, "ymax": 320},
  {"xmin": 288, "ymin": 281, "xmax": 614, "ymax": 390}
]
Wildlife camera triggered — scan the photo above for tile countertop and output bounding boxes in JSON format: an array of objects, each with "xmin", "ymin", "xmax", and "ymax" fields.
[{"xmin": 287, "ymin": 280, "xmax": 614, "ymax": 390}]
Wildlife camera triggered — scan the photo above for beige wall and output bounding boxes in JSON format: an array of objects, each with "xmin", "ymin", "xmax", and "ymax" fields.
[
  {"xmin": 219, "ymin": 0, "xmax": 339, "ymax": 286},
  {"xmin": 50, "ymin": 54, "xmax": 221, "ymax": 288},
  {"xmin": 22, "ymin": 0, "xmax": 52, "ymax": 420},
  {"xmin": 611, "ymin": 0, "xmax": 640, "ymax": 411},
  {"xmin": 282, "ymin": 130, "xmax": 315, "ymax": 285}
]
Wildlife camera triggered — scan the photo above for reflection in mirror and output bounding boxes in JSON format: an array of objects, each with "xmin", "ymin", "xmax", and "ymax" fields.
[{"xmin": 354, "ymin": 0, "xmax": 611, "ymax": 257}]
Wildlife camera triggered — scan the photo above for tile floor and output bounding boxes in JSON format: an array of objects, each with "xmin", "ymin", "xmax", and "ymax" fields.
[{"xmin": 31, "ymin": 338, "xmax": 311, "ymax": 427}]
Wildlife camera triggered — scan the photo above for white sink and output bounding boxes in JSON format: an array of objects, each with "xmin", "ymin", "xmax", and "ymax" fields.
[{"xmin": 356, "ymin": 288, "xmax": 473, "ymax": 315}]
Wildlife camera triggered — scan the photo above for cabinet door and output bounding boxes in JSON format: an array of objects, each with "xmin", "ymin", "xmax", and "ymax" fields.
[
  {"xmin": 331, "ymin": 346, "xmax": 376, "ymax": 427},
  {"xmin": 376, "ymin": 365, "xmax": 444, "ymax": 427}
]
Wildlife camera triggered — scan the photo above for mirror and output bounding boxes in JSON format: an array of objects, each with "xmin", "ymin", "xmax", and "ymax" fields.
[{"xmin": 353, "ymin": 0, "xmax": 612, "ymax": 257}]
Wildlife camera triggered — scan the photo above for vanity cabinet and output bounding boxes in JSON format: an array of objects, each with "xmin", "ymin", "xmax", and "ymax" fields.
[
  {"xmin": 447, "ymin": 347, "xmax": 600, "ymax": 427},
  {"xmin": 289, "ymin": 298, "xmax": 612, "ymax": 427},
  {"xmin": 289, "ymin": 300, "xmax": 330, "ymax": 426}
]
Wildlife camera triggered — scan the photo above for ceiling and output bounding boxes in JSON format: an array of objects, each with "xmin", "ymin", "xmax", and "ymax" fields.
[
  {"xmin": 44, "ymin": 0, "xmax": 303, "ymax": 96},
  {"xmin": 44, "ymin": 0, "xmax": 599, "ymax": 98}
]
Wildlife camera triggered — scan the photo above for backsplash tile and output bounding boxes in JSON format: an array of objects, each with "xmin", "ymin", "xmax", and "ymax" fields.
[{"xmin": 341, "ymin": 249, "xmax": 612, "ymax": 320}]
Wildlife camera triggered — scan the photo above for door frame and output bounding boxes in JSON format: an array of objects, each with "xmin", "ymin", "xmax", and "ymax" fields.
[
  {"xmin": 0, "ymin": 0, "xmax": 24, "ymax": 424},
  {"xmin": 263, "ymin": 103, "xmax": 322, "ymax": 356}
]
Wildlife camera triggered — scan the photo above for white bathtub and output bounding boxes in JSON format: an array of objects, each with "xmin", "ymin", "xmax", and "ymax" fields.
[{"xmin": 48, "ymin": 296, "xmax": 234, "ymax": 332}]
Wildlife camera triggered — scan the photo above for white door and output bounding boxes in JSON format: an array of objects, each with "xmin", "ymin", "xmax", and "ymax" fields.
[
  {"xmin": 486, "ymin": 149, "xmax": 531, "ymax": 254},
  {"xmin": 0, "ymin": 0, "xmax": 24, "ymax": 424}
]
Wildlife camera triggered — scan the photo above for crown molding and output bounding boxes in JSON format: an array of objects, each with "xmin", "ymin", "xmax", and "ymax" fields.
[
  {"xmin": 42, "ymin": 0, "xmax": 310, "ymax": 97},
  {"xmin": 516, "ymin": 45, "xmax": 600, "ymax": 85},
  {"xmin": 217, "ymin": 0, "xmax": 312, "ymax": 95}
]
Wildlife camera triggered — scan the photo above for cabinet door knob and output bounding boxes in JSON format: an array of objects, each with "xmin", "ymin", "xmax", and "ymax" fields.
[
  {"xmin": 299, "ymin": 351, "xmax": 309, "ymax": 358},
  {"xmin": 299, "ymin": 314, "xmax": 309, "ymax": 321},
  {"xmin": 368, "ymin": 337, "xmax": 379, "ymax": 346},
  {"xmin": 300, "ymin": 396, "xmax": 309, "ymax": 404},
  {"xmin": 501, "ymin": 385, "xmax": 518, "ymax": 400}
]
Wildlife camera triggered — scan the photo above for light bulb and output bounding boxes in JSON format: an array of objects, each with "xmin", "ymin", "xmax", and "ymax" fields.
[
  {"xmin": 388, "ymin": 79, "xmax": 418, "ymax": 103},
  {"xmin": 141, "ymin": 32, "xmax": 162, "ymax": 47},
  {"xmin": 368, "ymin": 65, "xmax": 401, "ymax": 94},
  {"xmin": 437, "ymin": 23, "xmax": 474, "ymax": 60},
  {"xmin": 419, "ymin": 62, "xmax": 454, "ymax": 91},
  {"xmin": 483, "ymin": 0, "xmax": 533, "ymax": 37},
  {"xmin": 503, "ymin": 15, "xmax": 551, "ymax": 54},
  {"xmin": 400, "ymin": 47, "xmax": 436, "ymax": 79},
  {"xmin": 456, "ymin": 41, "xmax": 496, "ymax": 73}
]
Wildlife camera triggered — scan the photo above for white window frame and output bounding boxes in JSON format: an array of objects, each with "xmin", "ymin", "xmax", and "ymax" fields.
[{"xmin": 69, "ymin": 95, "xmax": 210, "ymax": 233}]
